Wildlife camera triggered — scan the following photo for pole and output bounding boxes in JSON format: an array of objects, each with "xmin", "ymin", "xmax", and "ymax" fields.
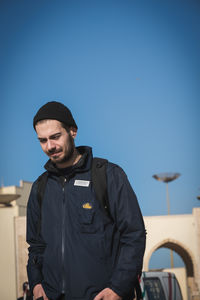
[
  {"xmin": 166, "ymin": 182, "xmax": 174, "ymax": 268},
  {"xmin": 166, "ymin": 183, "xmax": 170, "ymax": 215}
]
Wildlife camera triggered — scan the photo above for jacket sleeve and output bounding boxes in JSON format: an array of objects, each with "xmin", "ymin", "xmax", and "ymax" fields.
[
  {"xmin": 26, "ymin": 181, "xmax": 46, "ymax": 293},
  {"xmin": 107, "ymin": 165, "xmax": 146, "ymax": 298}
]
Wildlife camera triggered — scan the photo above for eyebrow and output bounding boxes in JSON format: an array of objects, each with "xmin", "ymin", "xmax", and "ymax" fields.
[
  {"xmin": 49, "ymin": 132, "xmax": 61, "ymax": 139},
  {"xmin": 38, "ymin": 132, "xmax": 61, "ymax": 141}
]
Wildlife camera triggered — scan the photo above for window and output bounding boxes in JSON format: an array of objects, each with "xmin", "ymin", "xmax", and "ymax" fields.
[{"xmin": 143, "ymin": 277, "xmax": 166, "ymax": 300}]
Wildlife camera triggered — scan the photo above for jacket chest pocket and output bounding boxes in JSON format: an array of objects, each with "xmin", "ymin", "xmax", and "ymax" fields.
[{"xmin": 78, "ymin": 207, "xmax": 97, "ymax": 233}]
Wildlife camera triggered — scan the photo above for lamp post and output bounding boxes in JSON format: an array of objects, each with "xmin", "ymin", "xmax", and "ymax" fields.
[{"xmin": 152, "ymin": 172, "xmax": 181, "ymax": 268}]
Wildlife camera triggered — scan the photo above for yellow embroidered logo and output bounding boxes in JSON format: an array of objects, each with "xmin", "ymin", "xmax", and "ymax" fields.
[{"xmin": 82, "ymin": 202, "xmax": 92, "ymax": 209}]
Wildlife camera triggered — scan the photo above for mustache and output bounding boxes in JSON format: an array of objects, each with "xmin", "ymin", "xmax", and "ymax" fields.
[{"xmin": 47, "ymin": 148, "xmax": 62, "ymax": 155}]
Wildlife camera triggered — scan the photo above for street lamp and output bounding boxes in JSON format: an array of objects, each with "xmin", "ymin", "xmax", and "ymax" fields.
[
  {"xmin": 152, "ymin": 173, "xmax": 180, "ymax": 215},
  {"xmin": 152, "ymin": 172, "xmax": 181, "ymax": 268}
]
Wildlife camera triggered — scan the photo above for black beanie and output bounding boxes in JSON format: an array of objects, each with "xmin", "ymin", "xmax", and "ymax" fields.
[{"xmin": 33, "ymin": 101, "xmax": 78, "ymax": 130}]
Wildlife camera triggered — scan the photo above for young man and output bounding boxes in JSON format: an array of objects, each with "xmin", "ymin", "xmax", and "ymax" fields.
[{"xmin": 26, "ymin": 101, "xmax": 146, "ymax": 300}]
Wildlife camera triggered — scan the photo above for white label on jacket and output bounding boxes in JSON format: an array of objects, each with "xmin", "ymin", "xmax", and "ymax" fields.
[{"xmin": 74, "ymin": 180, "xmax": 90, "ymax": 187}]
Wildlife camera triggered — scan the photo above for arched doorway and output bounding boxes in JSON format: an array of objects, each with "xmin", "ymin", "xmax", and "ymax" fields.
[{"xmin": 144, "ymin": 239, "xmax": 199, "ymax": 299}]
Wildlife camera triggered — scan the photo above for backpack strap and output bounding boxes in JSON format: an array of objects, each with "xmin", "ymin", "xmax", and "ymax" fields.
[
  {"xmin": 36, "ymin": 171, "xmax": 48, "ymax": 237},
  {"xmin": 91, "ymin": 157, "xmax": 112, "ymax": 219}
]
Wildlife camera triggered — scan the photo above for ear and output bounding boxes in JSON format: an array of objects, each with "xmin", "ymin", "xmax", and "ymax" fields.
[{"xmin": 69, "ymin": 127, "xmax": 77, "ymax": 139}]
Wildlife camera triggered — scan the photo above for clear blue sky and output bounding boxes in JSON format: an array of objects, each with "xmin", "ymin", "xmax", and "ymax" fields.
[{"xmin": 1, "ymin": 0, "xmax": 200, "ymax": 267}]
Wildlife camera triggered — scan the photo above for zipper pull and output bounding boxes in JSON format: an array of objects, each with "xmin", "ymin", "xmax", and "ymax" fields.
[
  {"xmin": 63, "ymin": 178, "xmax": 67, "ymax": 190},
  {"xmin": 59, "ymin": 176, "xmax": 67, "ymax": 189}
]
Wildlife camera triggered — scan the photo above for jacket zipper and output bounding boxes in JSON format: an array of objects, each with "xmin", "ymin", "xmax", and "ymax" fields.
[{"xmin": 61, "ymin": 177, "xmax": 67, "ymax": 293}]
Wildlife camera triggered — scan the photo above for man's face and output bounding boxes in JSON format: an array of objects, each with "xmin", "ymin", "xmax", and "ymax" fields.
[{"xmin": 35, "ymin": 119, "xmax": 76, "ymax": 167}]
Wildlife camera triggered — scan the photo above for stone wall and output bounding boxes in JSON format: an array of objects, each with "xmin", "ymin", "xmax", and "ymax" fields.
[{"xmin": 15, "ymin": 216, "xmax": 28, "ymax": 298}]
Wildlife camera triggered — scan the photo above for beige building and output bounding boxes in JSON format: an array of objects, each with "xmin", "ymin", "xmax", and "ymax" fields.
[
  {"xmin": 143, "ymin": 212, "xmax": 200, "ymax": 299},
  {"xmin": 0, "ymin": 181, "xmax": 32, "ymax": 300},
  {"xmin": 0, "ymin": 181, "xmax": 200, "ymax": 300}
]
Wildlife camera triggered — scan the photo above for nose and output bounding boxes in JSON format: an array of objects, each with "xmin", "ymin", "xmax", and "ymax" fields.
[{"xmin": 46, "ymin": 139, "xmax": 56, "ymax": 152}]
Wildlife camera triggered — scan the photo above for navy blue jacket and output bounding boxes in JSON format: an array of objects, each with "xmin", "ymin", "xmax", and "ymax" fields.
[{"xmin": 26, "ymin": 146, "xmax": 146, "ymax": 300}]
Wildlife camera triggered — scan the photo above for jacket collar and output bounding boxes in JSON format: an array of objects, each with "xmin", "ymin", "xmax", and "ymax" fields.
[{"xmin": 44, "ymin": 146, "xmax": 93, "ymax": 175}]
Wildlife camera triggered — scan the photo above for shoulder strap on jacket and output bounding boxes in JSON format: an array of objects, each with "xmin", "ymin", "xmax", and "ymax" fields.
[
  {"xmin": 92, "ymin": 157, "xmax": 112, "ymax": 219},
  {"xmin": 37, "ymin": 171, "xmax": 48, "ymax": 209},
  {"xmin": 36, "ymin": 171, "xmax": 48, "ymax": 237}
]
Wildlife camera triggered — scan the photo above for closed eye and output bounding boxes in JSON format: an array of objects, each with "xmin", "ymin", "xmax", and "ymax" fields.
[
  {"xmin": 50, "ymin": 133, "xmax": 61, "ymax": 140},
  {"xmin": 38, "ymin": 138, "xmax": 47, "ymax": 144},
  {"xmin": 38, "ymin": 133, "xmax": 61, "ymax": 143}
]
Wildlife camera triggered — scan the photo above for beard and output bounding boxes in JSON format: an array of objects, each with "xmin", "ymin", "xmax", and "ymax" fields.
[{"xmin": 48, "ymin": 133, "xmax": 75, "ymax": 165}]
